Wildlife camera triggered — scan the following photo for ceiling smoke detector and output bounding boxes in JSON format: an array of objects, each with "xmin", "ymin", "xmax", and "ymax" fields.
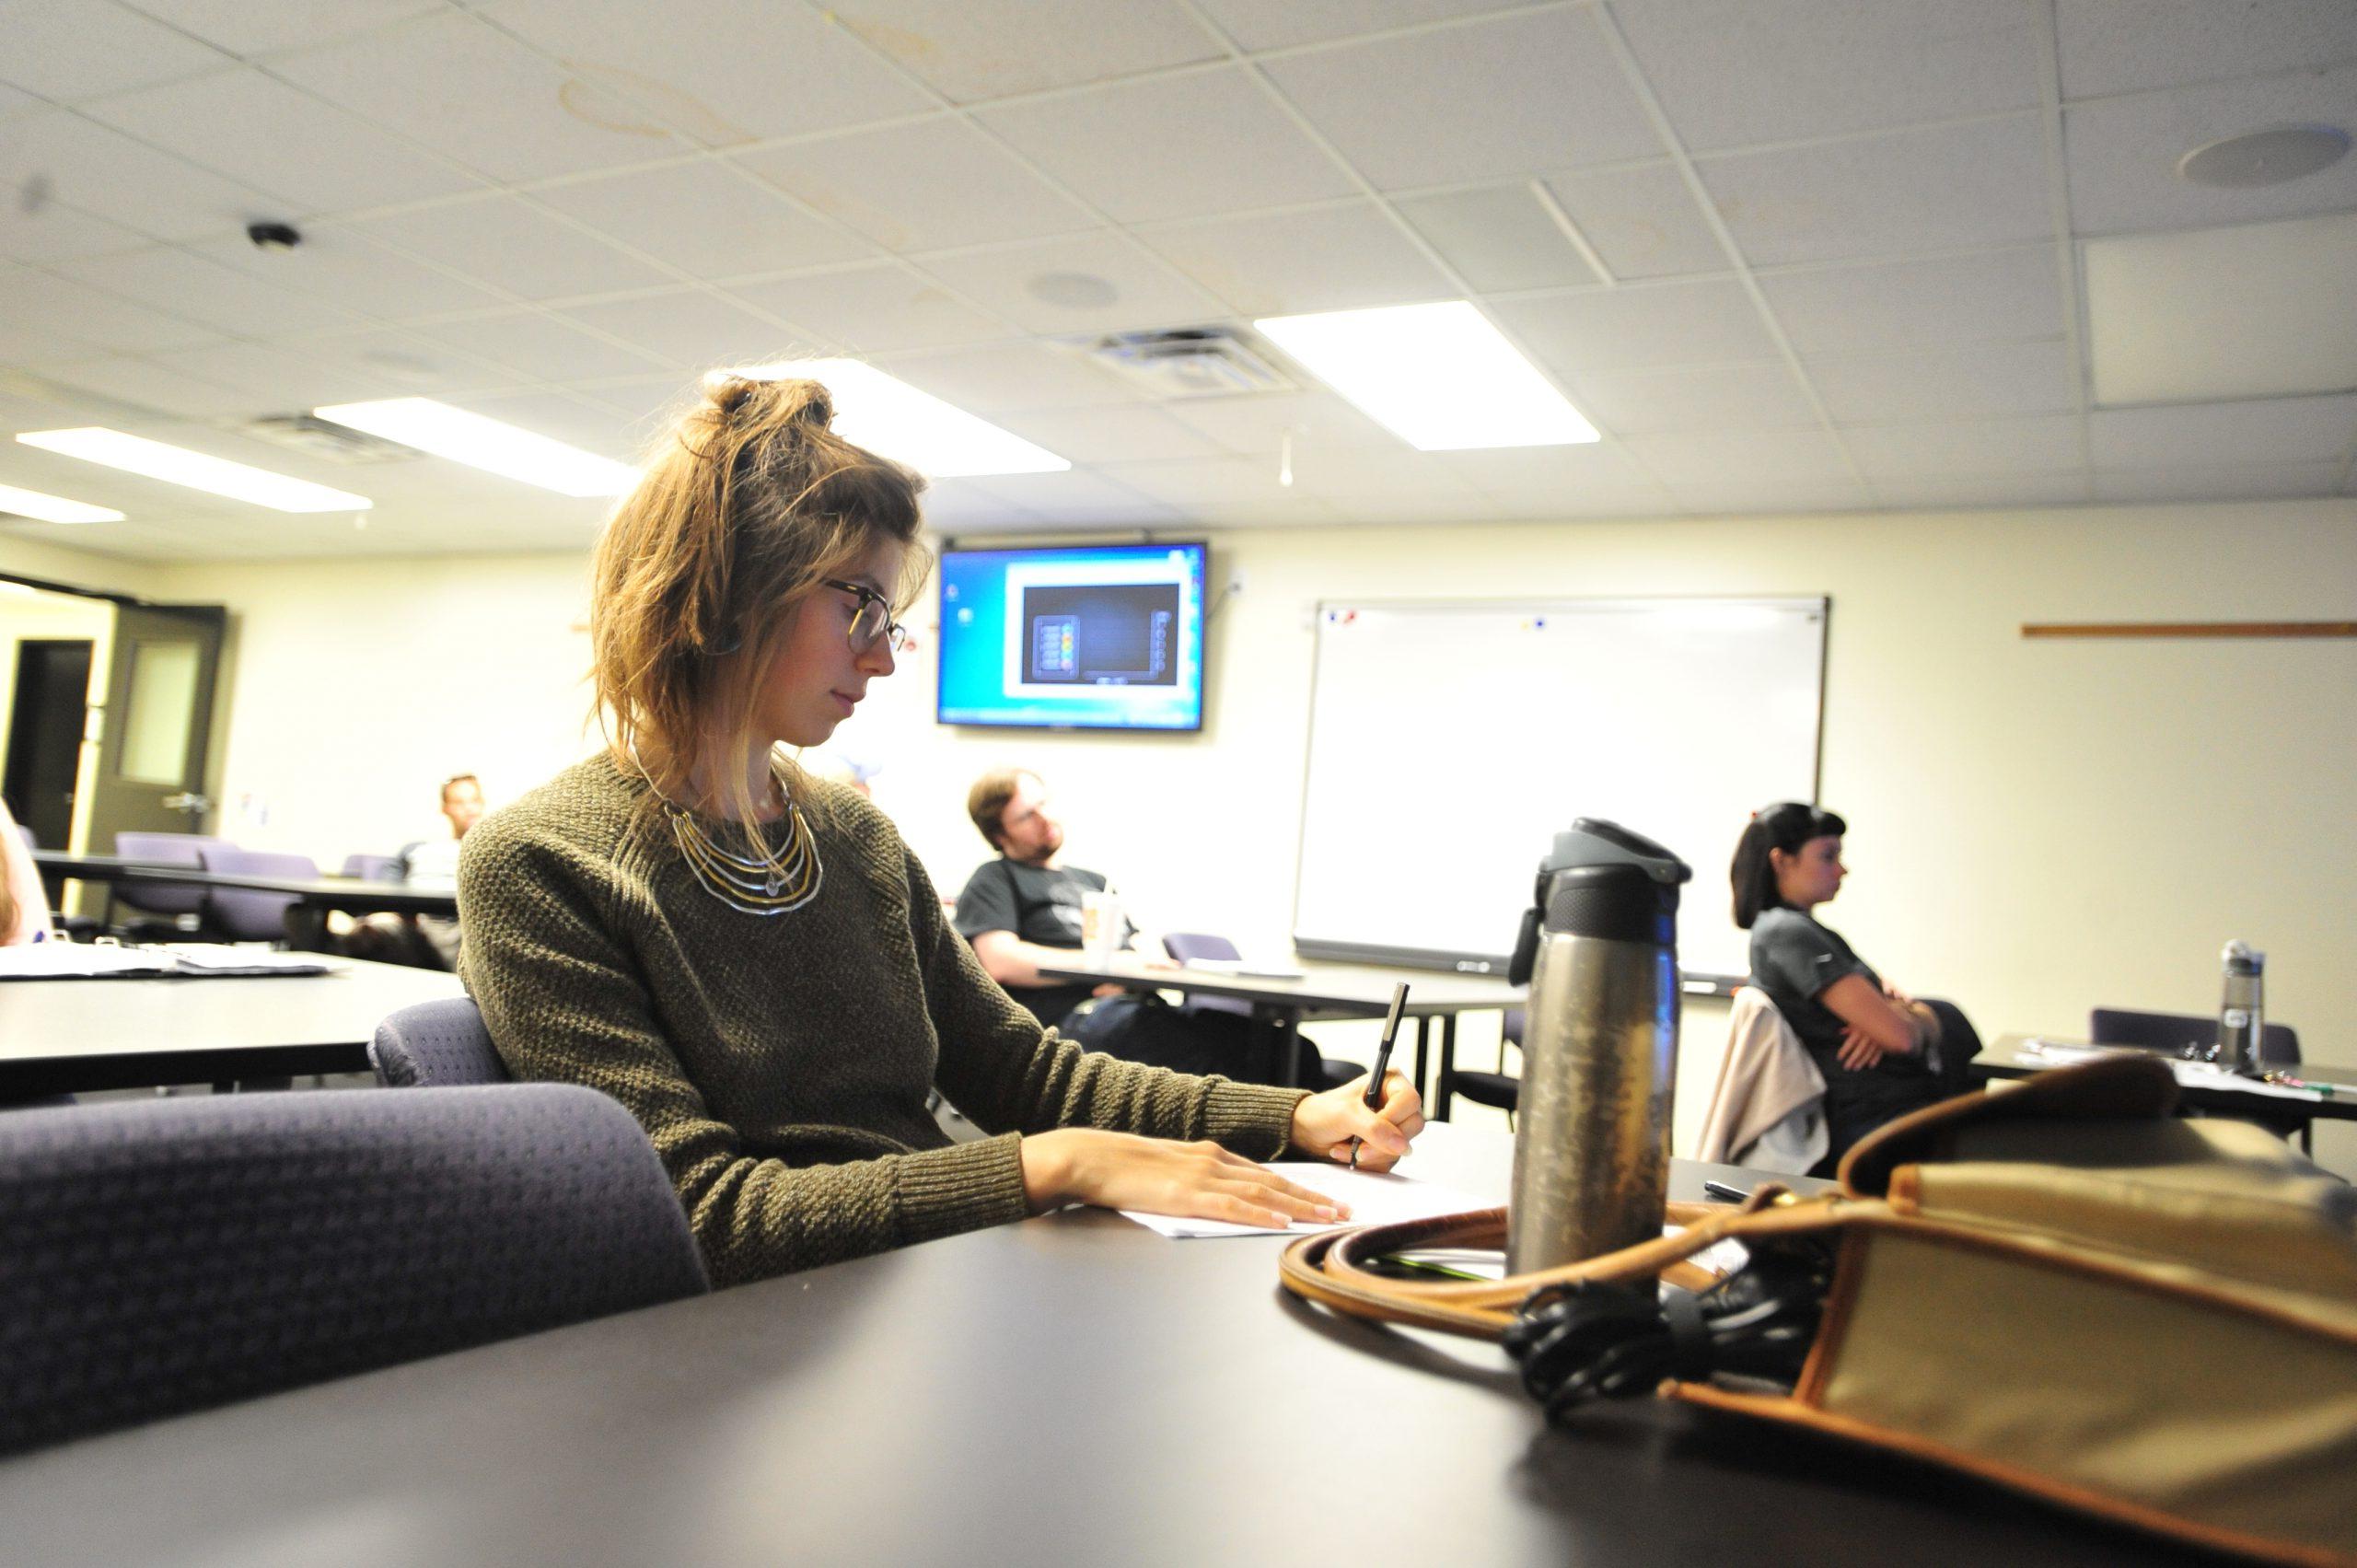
[
  {"xmin": 240, "ymin": 414, "xmax": 422, "ymax": 465},
  {"xmin": 1079, "ymin": 327, "xmax": 1295, "ymax": 400},
  {"xmin": 2177, "ymin": 125, "xmax": 2351, "ymax": 189}
]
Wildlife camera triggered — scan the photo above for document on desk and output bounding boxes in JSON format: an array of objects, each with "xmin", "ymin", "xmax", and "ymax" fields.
[
  {"xmin": 2018, "ymin": 1040, "xmax": 2324, "ymax": 1101},
  {"xmin": 1118, "ymin": 1162, "xmax": 1493, "ymax": 1239}
]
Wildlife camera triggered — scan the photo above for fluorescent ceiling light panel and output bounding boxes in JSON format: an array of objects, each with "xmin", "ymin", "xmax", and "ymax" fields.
[
  {"xmin": 14, "ymin": 429, "xmax": 371, "ymax": 513},
  {"xmin": 314, "ymin": 399, "xmax": 640, "ymax": 497},
  {"xmin": 730, "ymin": 359, "xmax": 1069, "ymax": 478},
  {"xmin": 2086, "ymin": 212, "xmax": 2357, "ymax": 406},
  {"xmin": 0, "ymin": 482, "xmax": 124, "ymax": 524},
  {"xmin": 1254, "ymin": 301, "xmax": 1599, "ymax": 451}
]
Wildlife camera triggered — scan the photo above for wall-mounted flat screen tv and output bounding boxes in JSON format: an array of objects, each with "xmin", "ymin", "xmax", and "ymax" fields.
[{"xmin": 936, "ymin": 541, "xmax": 1208, "ymax": 732}]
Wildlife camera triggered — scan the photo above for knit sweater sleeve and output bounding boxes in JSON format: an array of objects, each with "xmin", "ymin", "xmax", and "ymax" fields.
[
  {"xmin": 899, "ymin": 845, "xmax": 1308, "ymax": 1156},
  {"xmin": 459, "ymin": 808, "xmax": 1034, "ymax": 1287}
]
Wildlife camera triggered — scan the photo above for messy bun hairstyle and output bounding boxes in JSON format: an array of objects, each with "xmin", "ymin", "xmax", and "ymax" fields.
[{"xmin": 591, "ymin": 372, "xmax": 929, "ymax": 830}]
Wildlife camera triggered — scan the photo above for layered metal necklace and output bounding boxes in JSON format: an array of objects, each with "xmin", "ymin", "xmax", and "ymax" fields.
[{"xmin": 648, "ymin": 754, "xmax": 823, "ymax": 917}]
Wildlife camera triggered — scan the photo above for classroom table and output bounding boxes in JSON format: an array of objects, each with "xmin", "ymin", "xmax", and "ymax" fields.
[
  {"xmin": 0, "ymin": 1122, "xmax": 2197, "ymax": 1567},
  {"xmin": 32, "ymin": 852, "xmax": 461, "ymax": 919},
  {"xmin": 1037, "ymin": 956, "xmax": 1523, "ymax": 1109},
  {"xmin": 1976, "ymin": 1035, "xmax": 2355, "ymax": 1153},
  {"xmin": 0, "ymin": 957, "xmax": 464, "ymax": 1098}
]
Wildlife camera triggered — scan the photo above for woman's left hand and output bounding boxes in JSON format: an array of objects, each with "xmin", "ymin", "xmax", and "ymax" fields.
[
  {"xmin": 1289, "ymin": 1071, "xmax": 1424, "ymax": 1170},
  {"xmin": 1837, "ymin": 1026, "xmax": 1887, "ymax": 1071}
]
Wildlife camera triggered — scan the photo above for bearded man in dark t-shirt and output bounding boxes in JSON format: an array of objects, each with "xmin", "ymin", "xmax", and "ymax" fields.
[{"xmin": 952, "ymin": 768, "xmax": 1136, "ymax": 1028}]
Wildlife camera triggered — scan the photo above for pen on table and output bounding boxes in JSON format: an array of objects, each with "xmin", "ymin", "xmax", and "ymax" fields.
[
  {"xmin": 1701, "ymin": 1179, "xmax": 1750, "ymax": 1203},
  {"xmin": 1350, "ymin": 981, "xmax": 1410, "ymax": 1170}
]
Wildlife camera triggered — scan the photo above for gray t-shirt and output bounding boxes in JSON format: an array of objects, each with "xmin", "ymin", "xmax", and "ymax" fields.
[
  {"xmin": 1748, "ymin": 907, "xmax": 1879, "ymax": 1063},
  {"xmin": 952, "ymin": 858, "xmax": 1127, "ymax": 1028}
]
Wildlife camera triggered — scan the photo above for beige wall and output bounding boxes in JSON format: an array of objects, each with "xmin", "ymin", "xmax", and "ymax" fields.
[{"xmin": 17, "ymin": 496, "xmax": 2353, "ymax": 1170}]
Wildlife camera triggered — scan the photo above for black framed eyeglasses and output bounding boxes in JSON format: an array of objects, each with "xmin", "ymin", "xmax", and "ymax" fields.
[{"xmin": 820, "ymin": 578, "xmax": 909, "ymax": 654}]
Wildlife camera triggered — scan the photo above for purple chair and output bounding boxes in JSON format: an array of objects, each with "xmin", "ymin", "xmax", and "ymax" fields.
[
  {"xmin": 0, "ymin": 1084, "xmax": 708, "ymax": 1456},
  {"xmin": 1160, "ymin": 933, "xmax": 1356, "ymax": 1091},
  {"xmin": 370, "ymin": 996, "xmax": 511, "ymax": 1087},
  {"xmin": 341, "ymin": 853, "xmax": 403, "ymax": 882},
  {"xmin": 196, "ymin": 846, "xmax": 319, "ymax": 944},
  {"xmin": 111, "ymin": 832, "xmax": 236, "ymax": 933}
]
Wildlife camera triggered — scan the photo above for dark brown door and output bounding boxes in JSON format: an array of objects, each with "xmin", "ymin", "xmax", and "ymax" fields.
[
  {"xmin": 4, "ymin": 637, "xmax": 93, "ymax": 852},
  {"xmin": 87, "ymin": 604, "xmax": 226, "ymax": 849}
]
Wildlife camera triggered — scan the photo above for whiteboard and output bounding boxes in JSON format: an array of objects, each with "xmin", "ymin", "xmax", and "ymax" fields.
[{"xmin": 1292, "ymin": 598, "xmax": 1827, "ymax": 979}]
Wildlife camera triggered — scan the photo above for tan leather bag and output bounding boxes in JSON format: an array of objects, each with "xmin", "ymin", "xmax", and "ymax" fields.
[{"xmin": 1278, "ymin": 1056, "xmax": 2357, "ymax": 1566}]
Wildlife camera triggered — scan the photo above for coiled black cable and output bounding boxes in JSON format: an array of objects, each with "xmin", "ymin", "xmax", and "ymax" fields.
[{"xmin": 1502, "ymin": 1235, "xmax": 1838, "ymax": 1420}]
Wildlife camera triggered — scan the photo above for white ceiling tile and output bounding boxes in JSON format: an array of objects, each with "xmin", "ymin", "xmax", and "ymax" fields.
[
  {"xmin": 975, "ymin": 66, "xmax": 1356, "ymax": 225},
  {"xmin": 2056, "ymin": 0, "xmax": 2357, "ymax": 99},
  {"xmin": 147, "ymin": 340, "xmax": 389, "ymax": 407},
  {"xmin": 116, "ymin": 0, "xmax": 444, "ymax": 60},
  {"xmin": 1261, "ymin": 9, "xmax": 1661, "ymax": 190},
  {"xmin": 80, "ymin": 67, "xmax": 484, "ymax": 212},
  {"xmin": 2085, "ymin": 214, "xmax": 2357, "ymax": 404},
  {"xmin": 0, "ymin": 0, "xmax": 229, "ymax": 101},
  {"xmin": 188, "ymin": 226, "xmax": 510, "ymax": 321},
  {"xmin": 301, "ymin": 327, "xmax": 524, "ymax": 398},
  {"xmin": 2090, "ymin": 396, "xmax": 2357, "ymax": 470},
  {"xmin": 1807, "ymin": 339, "xmax": 2078, "ymax": 421},
  {"xmin": 58, "ymin": 247, "xmax": 359, "ymax": 337},
  {"xmin": 447, "ymin": 389, "xmax": 641, "ymax": 460},
  {"xmin": 0, "ymin": 199, "xmax": 149, "ymax": 266},
  {"xmin": 0, "ymin": 85, "xmax": 47, "ymax": 122},
  {"xmin": 0, "ymin": 309, "xmax": 108, "ymax": 366},
  {"xmin": 0, "ymin": 386, "xmax": 87, "ymax": 428},
  {"xmin": 41, "ymin": 354, "xmax": 251, "ymax": 419},
  {"xmin": 479, "ymin": 0, "xmax": 934, "ymax": 146},
  {"xmin": 1492, "ymin": 279, "xmax": 1783, "ymax": 374},
  {"xmin": 1287, "ymin": 449, "xmax": 1490, "ymax": 506},
  {"xmin": 734, "ymin": 117, "xmax": 1096, "ymax": 254},
  {"xmin": 1873, "ymin": 471, "xmax": 2091, "ymax": 508},
  {"xmin": 1840, "ymin": 414, "xmax": 2084, "ymax": 479},
  {"xmin": 958, "ymin": 469, "xmax": 1163, "ymax": 516},
  {"xmin": 867, "ymin": 342, "xmax": 1143, "ymax": 413},
  {"xmin": 1667, "ymin": 477, "xmax": 1870, "ymax": 514},
  {"xmin": 1623, "ymin": 426, "xmax": 1853, "ymax": 484},
  {"xmin": 913, "ymin": 234, "xmax": 1219, "ymax": 334},
  {"xmin": 558, "ymin": 291, "xmax": 807, "ymax": 374},
  {"xmin": 1134, "ymin": 202, "xmax": 1456, "ymax": 316},
  {"xmin": 824, "ymin": 0, "xmax": 1224, "ymax": 105},
  {"xmin": 1393, "ymin": 183, "xmax": 1601, "ymax": 293},
  {"xmin": 1759, "ymin": 246, "xmax": 2062, "ymax": 355},
  {"xmin": 1541, "ymin": 162, "xmax": 1728, "ymax": 281},
  {"xmin": 1192, "ymin": 0, "xmax": 1512, "ymax": 52},
  {"xmin": 1699, "ymin": 115, "xmax": 2051, "ymax": 266},
  {"xmin": 1180, "ymin": 495, "xmax": 1345, "ymax": 528},
  {"xmin": 991, "ymin": 405, "xmax": 1225, "ymax": 465},
  {"xmin": 1431, "ymin": 440, "xmax": 1669, "ymax": 502},
  {"xmin": 1569, "ymin": 361, "xmax": 1818, "ymax": 436},
  {"xmin": 1093, "ymin": 454, "xmax": 1315, "ymax": 507},
  {"xmin": 1610, "ymin": 0, "xmax": 2043, "ymax": 152},
  {"xmin": 1159, "ymin": 389, "xmax": 1402, "ymax": 459},
  {"xmin": 537, "ymin": 162, "xmax": 873, "ymax": 281},
  {"xmin": 409, "ymin": 310, "xmax": 673, "ymax": 382},
  {"xmin": 3, "ymin": 110, "xmax": 284, "ymax": 244},
  {"xmin": 727, "ymin": 264, "xmax": 1012, "ymax": 354},
  {"xmin": 348, "ymin": 195, "xmax": 674, "ymax": 301},
  {"xmin": 0, "ymin": 272, "xmax": 219, "ymax": 354},
  {"xmin": 917, "ymin": 475, "xmax": 1037, "ymax": 528},
  {"xmin": 2093, "ymin": 463, "xmax": 2346, "ymax": 503},
  {"xmin": 2064, "ymin": 67, "xmax": 2357, "ymax": 236},
  {"xmin": 269, "ymin": 11, "xmax": 687, "ymax": 183}
]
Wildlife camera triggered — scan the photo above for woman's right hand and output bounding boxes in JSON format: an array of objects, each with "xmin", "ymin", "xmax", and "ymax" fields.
[{"xmin": 1017, "ymin": 1129, "xmax": 1346, "ymax": 1230}]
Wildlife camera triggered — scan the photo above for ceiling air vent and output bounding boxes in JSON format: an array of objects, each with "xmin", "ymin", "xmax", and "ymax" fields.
[
  {"xmin": 239, "ymin": 414, "xmax": 421, "ymax": 465},
  {"xmin": 1080, "ymin": 327, "xmax": 1295, "ymax": 400}
]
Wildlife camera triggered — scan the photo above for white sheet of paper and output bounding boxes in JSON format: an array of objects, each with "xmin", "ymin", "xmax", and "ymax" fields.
[{"xmin": 1117, "ymin": 1161, "xmax": 1493, "ymax": 1239}]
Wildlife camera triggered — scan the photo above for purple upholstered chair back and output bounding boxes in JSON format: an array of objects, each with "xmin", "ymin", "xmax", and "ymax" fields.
[
  {"xmin": 112, "ymin": 831, "xmax": 235, "ymax": 919},
  {"xmin": 341, "ymin": 853, "xmax": 403, "ymax": 882},
  {"xmin": 0, "ymin": 1084, "xmax": 707, "ymax": 1456},
  {"xmin": 1160, "ymin": 932, "xmax": 1252, "ymax": 1018},
  {"xmin": 196, "ymin": 846, "xmax": 319, "ymax": 942},
  {"xmin": 370, "ymin": 996, "xmax": 512, "ymax": 1087}
]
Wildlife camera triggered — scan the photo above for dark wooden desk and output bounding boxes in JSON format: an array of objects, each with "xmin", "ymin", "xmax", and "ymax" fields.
[
  {"xmin": 1039, "ymin": 957, "xmax": 1522, "ymax": 1110},
  {"xmin": 0, "ymin": 1125, "xmax": 2189, "ymax": 1567},
  {"xmin": 0, "ymin": 958, "xmax": 464, "ymax": 1097},
  {"xmin": 33, "ymin": 852, "xmax": 460, "ymax": 919}
]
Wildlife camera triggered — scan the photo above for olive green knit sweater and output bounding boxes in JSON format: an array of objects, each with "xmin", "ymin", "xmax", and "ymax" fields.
[{"xmin": 457, "ymin": 754, "xmax": 1307, "ymax": 1287}]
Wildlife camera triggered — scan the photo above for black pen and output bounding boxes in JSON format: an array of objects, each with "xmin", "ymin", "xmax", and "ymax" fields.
[{"xmin": 1350, "ymin": 982, "xmax": 1411, "ymax": 1170}]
